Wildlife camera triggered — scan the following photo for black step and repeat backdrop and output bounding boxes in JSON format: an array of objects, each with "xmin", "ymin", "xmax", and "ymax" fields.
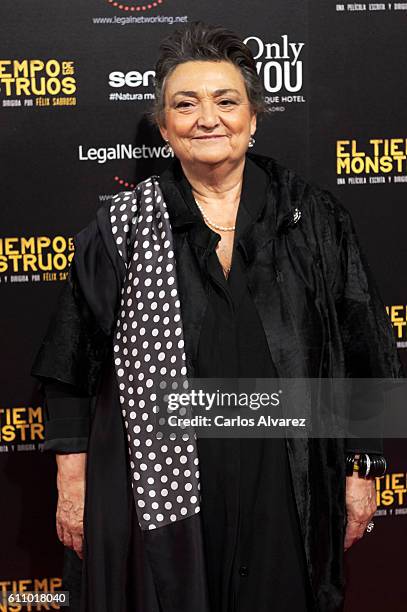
[{"xmin": 1, "ymin": 1, "xmax": 406, "ymax": 610}]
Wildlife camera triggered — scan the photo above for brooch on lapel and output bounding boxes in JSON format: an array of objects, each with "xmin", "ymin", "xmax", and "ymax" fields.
[
  {"xmin": 279, "ymin": 207, "xmax": 302, "ymax": 233},
  {"xmin": 291, "ymin": 208, "xmax": 302, "ymax": 225}
]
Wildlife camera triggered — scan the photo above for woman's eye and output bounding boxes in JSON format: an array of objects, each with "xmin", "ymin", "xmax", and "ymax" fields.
[
  {"xmin": 175, "ymin": 101, "xmax": 194, "ymax": 108},
  {"xmin": 219, "ymin": 99, "xmax": 237, "ymax": 106}
]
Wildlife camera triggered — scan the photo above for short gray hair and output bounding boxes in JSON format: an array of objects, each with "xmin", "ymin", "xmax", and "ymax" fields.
[{"xmin": 150, "ymin": 21, "xmax": 268, "ymax": 127}]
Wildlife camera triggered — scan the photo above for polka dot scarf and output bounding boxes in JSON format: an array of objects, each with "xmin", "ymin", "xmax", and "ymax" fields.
[{"xmin": 108, "ymin": 177, "xmax": 201, "ymax": 531}]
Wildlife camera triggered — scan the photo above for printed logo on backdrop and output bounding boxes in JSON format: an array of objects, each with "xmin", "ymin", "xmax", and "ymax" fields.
[
  {"xmin": 114, "ymin": 175, "xmax": 137, "ymax": 190},
  {"xmin": 376, "ymin": 472, "xmax": 407, "ymax": 517},
  {"xmin": 335, "ymin": 3, "xmax": 407, "ymax": 14},
  {"xmin": 336, "ymin": 138, "xmax": 407, "ymax": 185},
  {"xmin": 0, "ymin": 236, "xmax": 73, "ymax": 284},
  {"xmin": 387, "ymin": 305, "xmax": 407, "ymax": 350},
  {"xmin": 0, "ymin": 59, "xmax": 77, "ymax": 109},
  {"xmin": 79, "ymin": 142, "xmax": 172, "ymax": 164},
  {"xmin": 92, "ymin": 0, "xmax": 188, "ymax": 25},
  {"xmin": 0, "ymin": 405, "xmax": 45, "ymax": 453},
  {"xmin": 108, "ymin": 68, "xmax": 155, "ymax": 102},
  {"xmin": 78, "ymin": 141, "xmax": 173, "ymax": 200},
  {"xmin": 106, "ymin": 0, "xmax": 165, "ymax": 11},
  {"xmin": 243, "ymin": 35, "xmax": 306, "ymax": 114},
  {"xmin": 97, "ymin": 176, "xmax": 137, "ymax": 203},
  {"xmin": 105, "ymin": 0, "xmax": 165, "ymax": 13}
]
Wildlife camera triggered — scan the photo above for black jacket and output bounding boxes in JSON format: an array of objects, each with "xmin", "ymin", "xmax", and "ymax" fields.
[{"xmin": 32, "ymin": 152, "xmax": 404, "ymax": 611}]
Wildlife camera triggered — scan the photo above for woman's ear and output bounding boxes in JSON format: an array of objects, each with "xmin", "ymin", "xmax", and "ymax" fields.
[{"xmin": 250, "ymin": 112, "xmax": 257, "ymax": 137}]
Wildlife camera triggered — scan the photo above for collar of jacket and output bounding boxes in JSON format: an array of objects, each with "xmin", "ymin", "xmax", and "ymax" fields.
[{"xmin": 157, "ymin": 152, "xmax": 305, "ymax": 265}]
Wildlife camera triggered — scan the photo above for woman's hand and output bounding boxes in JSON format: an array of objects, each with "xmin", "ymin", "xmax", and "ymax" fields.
[
  {"xmin": 55, "ymin": 453, "xmax": 87, "ymax": 559},
  {"xmin": 344, "ymin": 471, "xmax": 377, "ymax": 551}
]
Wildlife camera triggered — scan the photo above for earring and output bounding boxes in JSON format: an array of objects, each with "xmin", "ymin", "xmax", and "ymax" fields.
[
  {"xmin": 163, "ymin": 140, "xmax": 174, "ymax": 155},
  {"xmin": 248, "ymin": 135, "xmax": 255, "ymax": 148}
]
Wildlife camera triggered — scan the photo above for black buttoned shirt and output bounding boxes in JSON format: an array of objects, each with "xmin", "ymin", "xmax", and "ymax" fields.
[{"xmin": 173, "ymin": 158, "xmax": 312, "ymax": 612}]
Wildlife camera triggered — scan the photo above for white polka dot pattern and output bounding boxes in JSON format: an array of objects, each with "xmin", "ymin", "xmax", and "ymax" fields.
[{"xmin": 109, "ymin": 178, "xmax": 201, "ymax": 531}]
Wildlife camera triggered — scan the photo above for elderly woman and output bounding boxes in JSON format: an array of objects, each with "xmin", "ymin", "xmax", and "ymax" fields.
[{"xmin": 32, "ymin": 21, "xmax": 402, "ymax": 612}]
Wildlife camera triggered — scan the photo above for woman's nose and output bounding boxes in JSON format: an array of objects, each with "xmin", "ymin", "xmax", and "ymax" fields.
[{"xmin": 197, "ymin": 101, "xmax": 220, "ymax": 128}]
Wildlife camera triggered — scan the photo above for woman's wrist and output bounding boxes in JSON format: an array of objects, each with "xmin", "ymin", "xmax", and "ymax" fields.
[
  {"xmin": 56, "ymin": 452, "xmax": 87, "ymax": 479},
  {"xmin": 345, "ymin": 452, "xmax": 387, "ymax": 478}
]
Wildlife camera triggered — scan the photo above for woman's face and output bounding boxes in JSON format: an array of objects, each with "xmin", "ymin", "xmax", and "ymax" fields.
[{"xmin": 159, "ymin": 60, "xmax": 257, "ymax": 168}]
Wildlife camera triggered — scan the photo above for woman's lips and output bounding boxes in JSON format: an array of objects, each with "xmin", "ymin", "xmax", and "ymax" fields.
[{"xmin": 193, "ymin": 135, "xmax": 227, "ymax": 140}]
